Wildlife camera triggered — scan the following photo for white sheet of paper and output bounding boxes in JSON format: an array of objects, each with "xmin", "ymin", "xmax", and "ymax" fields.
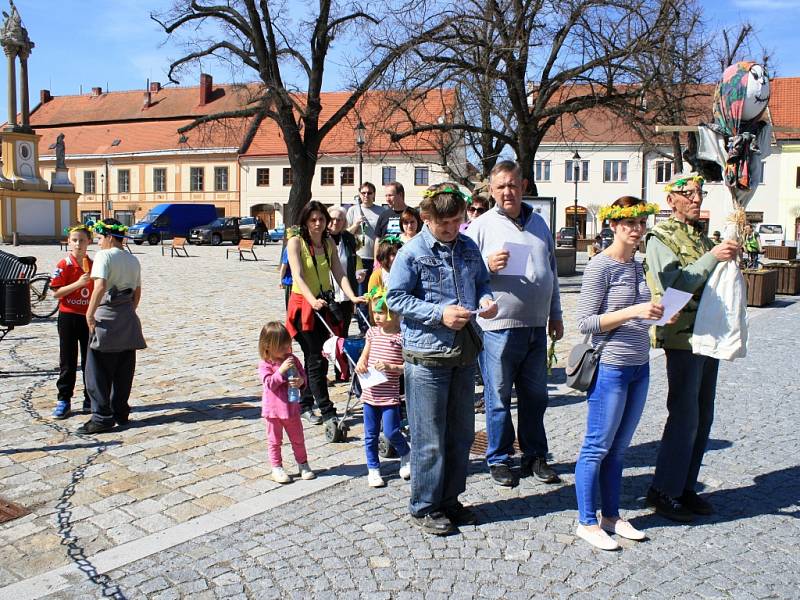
[
  {"xmin": 650, "ymin": 287, "xmax": 694, "ymax": 326},
  {"xmin": 498, "ymin": 242, "xmax": 531, "ymax": 277},
  {"xmin": 357, "ymin": 368, "xmax": 388, "ymax": 389}
]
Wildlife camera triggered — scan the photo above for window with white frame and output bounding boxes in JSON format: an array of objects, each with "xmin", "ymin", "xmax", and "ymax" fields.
[
  {"xmin": 655, "ymin": 161, "xmax": 673, "ymax": 184},
  {"xmin": 83, "ymin": 171, "xmax": 96, "ymax": 194},
  {"xmin": 190, "ymin": 167, "xmax": 204, "ymax": 191},
  {"xmin": 565, "ymin": 160, "xmax": 589, "ymax": 182},
  {"xmin": 214, "ymin": 166, "xmax": 229, "ymax": 191},
  {"xmin": 603, "ymin": 160, "xmax": 628, "ymax": 183},
  {"xmin": 153, "ymin": 168, "xmax": 166, "ymax": 192},
  {"xmin": 534, "ymin": 160, "xmax": 551, "ymax": 182},
  {"xmin": 382, "ymin": 166, "xmax": 397, "ymax": 186},
  {"xmin": 117, "ymin": 169, "xmax": 130, "ymax": 193},
  {"xmin": 414, "ymin": 166, "xmax": 429, "ymax": 186}
]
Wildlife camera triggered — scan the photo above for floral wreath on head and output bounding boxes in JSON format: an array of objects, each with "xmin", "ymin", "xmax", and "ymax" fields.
[
  {"xmin": 90, "ymin": 220, "xmax": 128, "ymax": 238},
  {"xmin": 380, "ymin": 234, "xmax": 403, "ymax": 246},
  {"xmin": 664, "ymin": 174, "xmax": 705, "ymax": 193},
  {"xmin": 63, "ymin": 224, "xmax": 92, "ymax": 236},
  {"xmin": 422, "ymin": 185, "xmax": 470, "ymax": 204},
  {"xmin": 364, "ymin": 285, "xmax": 394, "ymax": 319},
  {"xmin": 598, "ymin": 202, "xmax": 660, "ymax": 222}
]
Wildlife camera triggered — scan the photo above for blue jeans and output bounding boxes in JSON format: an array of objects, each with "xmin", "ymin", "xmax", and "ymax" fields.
[
  {"xmin": 405, "ymin": 361, "xmax": 475, "ymax": 517},
  {"xmin": 575, "ymin": 362, "xmax": 649, "ymax": 525},
  {"xmin": 652, "ymin": 349, "xmax": 719, "ymax": 497},
  {"xmin": 363, "ymin": 403, "xmax": 409, "ymax": 470},
  {"xmin": 481, "ymin": 327, "xmax": 549, "ymax": 466}
]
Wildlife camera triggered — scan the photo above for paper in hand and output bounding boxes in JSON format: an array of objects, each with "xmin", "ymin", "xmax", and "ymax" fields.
[
  {"xmin": 498, "ymin": 242, "xmax": 531, "ymax": 277},
  {"xmin": 650, "ymin": 287, "xmax": 693, "ymax": 326},
  {"xmin": 357, "ymin": 368, "xmax": 389, "ymax": 389}
]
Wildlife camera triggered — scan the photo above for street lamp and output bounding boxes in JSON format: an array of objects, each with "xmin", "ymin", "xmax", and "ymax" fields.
[
  {"xmin": 355, "ymin": 119, "xmax": 366, "ymax": 188},
  {"xmin": 572, "ymin": 150, "xmax": 581, "ymax": 249}
]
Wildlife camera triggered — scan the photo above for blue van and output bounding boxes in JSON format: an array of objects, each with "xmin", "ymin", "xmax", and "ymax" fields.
[{"xmin": 128, "ymin": 204, "xmax": 218, "ymax": 245}]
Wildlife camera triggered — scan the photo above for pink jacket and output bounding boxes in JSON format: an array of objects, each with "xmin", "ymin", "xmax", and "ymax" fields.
[{"xmin": 258, "ymin": 354, "xmax": 307, "ymax": 419}]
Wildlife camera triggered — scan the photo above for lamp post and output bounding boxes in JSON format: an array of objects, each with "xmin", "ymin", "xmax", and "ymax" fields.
[
  {"xmin": 355, "ymin": 119, "xmax": 366, "ymax": 188},
  {"xmin": 572, "ymin": 151, "xmax": 581, "ymax": 251}
]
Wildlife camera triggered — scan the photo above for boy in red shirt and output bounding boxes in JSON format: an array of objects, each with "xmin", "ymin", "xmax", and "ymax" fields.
[{"xmin": 50, "ymin": 225, "xmax": 94, "ymax": 419}]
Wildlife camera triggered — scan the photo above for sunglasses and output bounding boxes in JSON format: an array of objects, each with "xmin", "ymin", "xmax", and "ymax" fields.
[
  {"xmin": 468, "ymin": 206, "xmax": 487, "ymax": 214},
  {"xmin": 673, "ymin": 189, "xmax": 708, "ymax": 199}
]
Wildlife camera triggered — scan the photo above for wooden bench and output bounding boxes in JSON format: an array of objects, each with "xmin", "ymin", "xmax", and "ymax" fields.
[
  {"xmin": 59, "ymin": 239, "xmax": 69, "ymax": 251},
  {"xmin": 226, "ymin": 239, "xmax": 258, "ymax": 261}
]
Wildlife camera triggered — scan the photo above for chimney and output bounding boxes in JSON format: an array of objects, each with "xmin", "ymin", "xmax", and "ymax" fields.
[
  {"xmin": 40, "ymin": 89, "xmax": 52, "ymax": 104},
  {"xmin": 143, "ymin": 91, "xmax": 152, "ymax": 109},
  {"xmin": 91, "ymin": 86, "xmax": 102, "ymax": 97},
  {"xmin": 150, "ymin": 81, "xmax": 161, "ymax": 93},
  {"xmin": 199, "ymin": 73, "xmax": 212, "ymax": 106}
]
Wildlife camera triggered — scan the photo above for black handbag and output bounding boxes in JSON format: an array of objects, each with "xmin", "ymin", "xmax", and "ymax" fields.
[{"xmin": 565, "ymin": 329, "xmax": 617, "ymax": 392}]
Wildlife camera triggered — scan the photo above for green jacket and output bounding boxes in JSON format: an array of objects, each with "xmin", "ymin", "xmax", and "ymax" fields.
[{"xmin": 644, "ymin": 218, "xmax": 718, "ymax": 350}]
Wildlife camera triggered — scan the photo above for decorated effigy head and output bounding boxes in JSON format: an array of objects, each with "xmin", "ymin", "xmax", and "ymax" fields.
[{"xmin": 713, "ymin": 62, "xmax": 770, "ymax": 134}]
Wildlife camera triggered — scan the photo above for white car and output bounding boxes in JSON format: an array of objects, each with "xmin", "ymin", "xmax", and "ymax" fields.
[{"xmin": 756, "ymin": 223, "xmax": 784, "ymax": 246}]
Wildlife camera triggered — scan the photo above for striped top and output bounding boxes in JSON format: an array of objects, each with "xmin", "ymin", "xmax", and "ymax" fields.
[
  {"xmin": 361, "ymin": 326, "xmax": 403, "ymax": 406},
  {"xmin": 575, "ymin": 253, "xmax": 652, "ymax": 366}
]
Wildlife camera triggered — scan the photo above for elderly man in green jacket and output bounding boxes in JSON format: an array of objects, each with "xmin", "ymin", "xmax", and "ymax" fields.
[{"xmin": 643, "ymin": 173, "xmax": 739, "ymax": 522}]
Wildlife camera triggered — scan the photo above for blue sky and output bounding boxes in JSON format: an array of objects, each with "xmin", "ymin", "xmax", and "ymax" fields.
[{"xmin": 1, "ymin": 0, "xmax": 799, "ymax": 113}]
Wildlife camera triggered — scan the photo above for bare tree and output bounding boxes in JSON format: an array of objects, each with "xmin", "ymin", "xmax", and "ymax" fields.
[
  {"xmin": 388, "ymin": 0, "xmax": 685, "ymax": 194},
  {"xmin": 152, "ymin": 1, "xmax": 454, "ymax": 224}
]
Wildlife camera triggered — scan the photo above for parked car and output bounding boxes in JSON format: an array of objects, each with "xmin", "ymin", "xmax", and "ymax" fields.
[
  {"xmin": 189, "ymin": 217, "xmax": 242, "ymax": 246},
  {"xmin": 267, "ymin": 224, "xmax": 286, "ymax": 242},
  {"xmin": 556, "ymin": 226, "xmax": 577, "ymax": 248},
  {"xmin": 756, "ymin": 223, "xmax": 784, "ymax": 246},
  {"xmin": 238, "ymin": 217, "xmax": 265, "ymax": 241},
  {"xmin": 129, "ymin": 204, "xmax": 217, "ymax": 245},
  {"xmin": 600, "ymin": 227, "xmax": 614, "ymax": 248}
]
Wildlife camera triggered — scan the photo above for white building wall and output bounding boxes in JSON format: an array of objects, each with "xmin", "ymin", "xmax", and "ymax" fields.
[
  {"xmin": 532, "ymin": 142, "xmax": 797, "ymax": 241},
  {"xmin": 240, "ymin": 154, "xmax": 453, "ymax": 225}
]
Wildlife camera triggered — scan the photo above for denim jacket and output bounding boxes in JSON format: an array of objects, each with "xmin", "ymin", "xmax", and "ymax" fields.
[{"xmin": 386, "ymin": 224, "xmax": 493, "ymax": 353}]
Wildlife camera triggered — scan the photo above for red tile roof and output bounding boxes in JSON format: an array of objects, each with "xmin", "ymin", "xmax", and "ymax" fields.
[
  {"xmin": 242, "ymin": 89, "xmax": 457, "ymax": 156},
  {"xmin": 769, "ymin": 77, "xmax": 800, "ymax": 140}
]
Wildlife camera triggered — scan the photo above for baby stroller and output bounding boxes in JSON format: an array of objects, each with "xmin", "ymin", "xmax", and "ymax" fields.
[{"xmin": 315, "ymin": 309, "xmax": 410, "ymax": 452}]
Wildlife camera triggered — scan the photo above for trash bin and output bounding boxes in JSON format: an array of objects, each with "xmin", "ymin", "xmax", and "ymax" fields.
[{"xmin": 0, "ymin": 279, "xmax": 32, "ymax": 327}]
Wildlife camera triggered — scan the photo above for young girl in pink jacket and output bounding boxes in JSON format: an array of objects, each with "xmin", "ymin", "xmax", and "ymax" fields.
[{"xmin": 258, "ymin": 322, "xmax": 316, "ymax": 484}]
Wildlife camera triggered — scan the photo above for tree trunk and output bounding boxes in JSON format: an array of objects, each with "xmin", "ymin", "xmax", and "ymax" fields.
[
  {"xmin": 284, "ymin": 153, "xmax": 317, "ymax": 226},
  {"xmin": 517, "ymin": 145, "xmax": 537, "ymax": 196},
  {"xmin": 671, "ymin": 132, "xmax": 684, "ymax": 174}
]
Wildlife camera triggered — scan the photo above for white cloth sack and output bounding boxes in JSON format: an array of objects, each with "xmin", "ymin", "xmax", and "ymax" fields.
[{"xmin": 691, "ymin": 256, "xmax": 748, "ymax": 361}]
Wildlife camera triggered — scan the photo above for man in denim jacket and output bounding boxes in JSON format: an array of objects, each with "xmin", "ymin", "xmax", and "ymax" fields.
[{"xmin": 387, "ymin": 183, "xmax": 496, "ymax": 536}]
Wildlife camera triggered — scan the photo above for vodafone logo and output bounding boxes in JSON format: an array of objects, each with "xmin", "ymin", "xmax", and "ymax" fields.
[{"xmin": 80, "ymin": 288, "xmax": 90, "ymax": 299}]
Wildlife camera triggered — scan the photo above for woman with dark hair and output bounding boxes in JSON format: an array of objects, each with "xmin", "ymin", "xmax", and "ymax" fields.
[
  {"xmin": 399, "ymin": 207, "xmax": 422, "ymax": 243},
  {"xmin": 286, "ymin": 201, "xmax": 364, "ymax": 424},
  {"xmin": 573, "ymin": 196, "xmax": 664, "ymax": 550}
]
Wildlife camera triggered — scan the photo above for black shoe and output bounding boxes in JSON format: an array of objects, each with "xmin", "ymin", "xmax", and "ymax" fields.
[
  {"xmin": 301, "ymin": 410, "xmax": 323, "ymax": 425},
  {"xmin": 115, "ymin": 412, "xmax": 129, "ymax": 426},
  {"xmin": 443, "ymin": 502, "xmax": 477, "ymax": 526},
  {"xmin": 679, "ymin": 490, "xmax": 714, "ymax": 515},
  {"xmin": 646, "ymin": 487, "xmax": 694, "ymax": 522},
  {"xmin": 410, "ymin": 511, "xmax": 454, "ymax": 536},
  {"xmin": 521, "ymin": 456, "xmax": 561, "ymax": 483},
  {"xmin": 489, "ymin": 463, "xmax": 518, "ymax": 487},
  {"xmin": 76, "ymin": 420, "xmax": 114, "ymax": 434}
]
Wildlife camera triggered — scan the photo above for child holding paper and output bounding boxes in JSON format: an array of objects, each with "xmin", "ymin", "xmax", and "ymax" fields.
[{"xmin": 355, "ymin": 288, "xmax": 410, "ymax": 488}]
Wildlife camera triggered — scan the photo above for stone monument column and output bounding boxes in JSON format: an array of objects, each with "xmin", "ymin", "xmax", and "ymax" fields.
[
  {"xmin": 18, "ymin": 44, "xmax": 29, "ymax": 129},
  {"xmin": 4, "ymin": 44, "xmax": 16, "ymax": 130}
]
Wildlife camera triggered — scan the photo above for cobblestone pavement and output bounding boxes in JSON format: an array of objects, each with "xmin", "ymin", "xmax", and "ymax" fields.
[{"xmin": 1, "ymin": 243, "xmax": 798, "ymax": 599}]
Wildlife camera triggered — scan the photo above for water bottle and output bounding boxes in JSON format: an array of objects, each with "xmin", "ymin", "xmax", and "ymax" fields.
[{"xmin": 286, "ymin": 366, "xmax": 301, "ymax": 403}]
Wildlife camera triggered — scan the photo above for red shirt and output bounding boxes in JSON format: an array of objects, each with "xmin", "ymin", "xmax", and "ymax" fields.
[{"xmin": 50, "ymin": 254, "xmax": 94, "ymax": 315}]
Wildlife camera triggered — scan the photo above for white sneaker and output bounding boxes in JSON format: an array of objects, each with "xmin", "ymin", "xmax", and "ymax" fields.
[
  {"xmin": 271, "ymin": 466, "xmax": 292, "ymax": 484},
  {"xmin": 576, "ymin": 524, "xmax": 619, "ymax": 551},
  {"xmin": 600, "ymin": 517, "xmax": 646, "ymax": 541},
  {"xmin": 399, "ymin": 453, "xmax": 411, "ymax": 480},
  {"xmin": 367, "ymin": 468, "xmax": 385, "ymax": 488},
  {"xmin": 298, "ymin": 462, "xmax": 316, "ymax": 480}
]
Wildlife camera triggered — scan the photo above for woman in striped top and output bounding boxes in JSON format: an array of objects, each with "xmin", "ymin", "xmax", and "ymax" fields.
[
  {"xmin": 573, "ymin": 196, "xmax": 665, "ymax": 551},
  {"xmin": 355, "ymin": 289, "xmax": 411, "ymax": 488}
]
